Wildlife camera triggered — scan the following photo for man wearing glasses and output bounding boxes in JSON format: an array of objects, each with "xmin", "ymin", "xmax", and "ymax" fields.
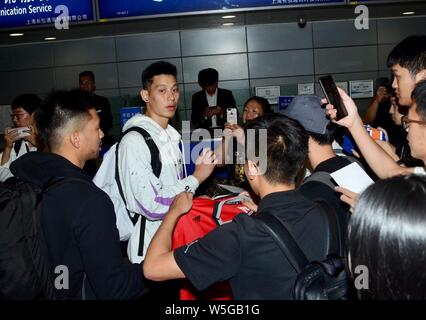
[
  {"xmin": 0, "ymin": 94, "xmax": 42, "ymax": 177},
  {"xmin": 324, "ymin": 36, "xmax": 426, "ymax": 208},
  {"xmin": 326, "ymin": 36, "xmax": 426, "ymax": 178}
]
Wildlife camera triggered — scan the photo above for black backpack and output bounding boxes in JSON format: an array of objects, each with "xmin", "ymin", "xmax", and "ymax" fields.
[
  {"xmin": 256, "ymin": 199, "xmax": 353, "ymax": 300},
  {"xmin": 0, "ymin": 177, "xmax": 90, "ymax": 300},
  {"xmin": 115, "ymin": 127, "xmax": 162, "ymax": 258}
]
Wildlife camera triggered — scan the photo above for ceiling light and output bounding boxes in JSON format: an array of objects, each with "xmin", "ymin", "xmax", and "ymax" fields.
[
  {"xmin": 222, "ymin": 22, "xmax": 234, "ymax": 26},
  {"xmin": 9, "ymin": 33, "xmax": 24, "ymax": 37},
  {"xmin": 222, "ymin": 15, "xmax": 236, "ymax": 19},
  {"xmin": 402, "ymin": 11, "xmax": 415, "ymax": 15},
  {"xmin": 44, "ymin": 37, "xmax": 57, "ymax": 41}
]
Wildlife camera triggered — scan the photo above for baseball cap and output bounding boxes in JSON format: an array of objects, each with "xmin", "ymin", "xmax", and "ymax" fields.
[{"xmin": 280, "ymin": 95, "xmax": 330, "ymax": 134}]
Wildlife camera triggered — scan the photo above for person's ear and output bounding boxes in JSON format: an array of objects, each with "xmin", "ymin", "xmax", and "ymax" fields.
[
  {"xmin": 246, "ymin": 160, "xmax": 260, "ymax": 180},
  {"xmin": 141, "ymin": 89, "xmax": 149, "ymax": 103},
  {"xmin": 415, "ymin": 69, "xmax": 426, "ymax": 82},
  {"xmin": 70, "ymin": 131, "xmax": 80, "ymax": 149}
]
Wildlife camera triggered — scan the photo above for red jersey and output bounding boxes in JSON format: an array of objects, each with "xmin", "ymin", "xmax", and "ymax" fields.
[{"xmin": 172, "ymin": 196, "xmax": 251, "ymax": 300}]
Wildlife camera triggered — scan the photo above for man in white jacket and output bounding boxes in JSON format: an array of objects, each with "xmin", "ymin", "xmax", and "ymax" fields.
[{"xmin": 94, "ymin": 61, "xmax": 216, "ymax": 264}]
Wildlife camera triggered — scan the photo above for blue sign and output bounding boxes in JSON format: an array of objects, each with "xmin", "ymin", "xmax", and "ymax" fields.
[
  {"xmin": 278, "ymin": 96, "xmax": 294, "ymax": 110},
  {"xmin": 120, "ymin": 106, "xmax": 142, "ymax": 128},
  {"xmin": 0, "ymin": 0, "xmax": 94, "ymax": 29},
  {"xmin": 98, "ymin": 0, "xmax": 345, "ymax": 20}
]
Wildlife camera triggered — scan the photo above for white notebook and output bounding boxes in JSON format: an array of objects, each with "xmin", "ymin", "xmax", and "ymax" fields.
[{"xmin": 330, "ymin": 162, "xmax": 374, "ymax": 194}]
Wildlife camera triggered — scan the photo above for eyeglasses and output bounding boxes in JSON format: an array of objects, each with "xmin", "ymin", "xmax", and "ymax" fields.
[
  {"xmin": 402, "ymin": 115, "xmax": 426, "ymax": 130},
  {"xmin": 10, "ymin": 112, "xmax": 29, "ymax": 120}
]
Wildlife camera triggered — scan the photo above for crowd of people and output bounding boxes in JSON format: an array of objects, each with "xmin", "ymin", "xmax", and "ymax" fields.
[{"xmin": 1, "ymin": 34, "xmax": 426, "ymax": 300}]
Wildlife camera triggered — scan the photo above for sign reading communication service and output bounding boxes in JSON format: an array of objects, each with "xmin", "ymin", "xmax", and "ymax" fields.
[{"xmin": 1, "ymin": 0, "xmax": 94, "ymax": 29}]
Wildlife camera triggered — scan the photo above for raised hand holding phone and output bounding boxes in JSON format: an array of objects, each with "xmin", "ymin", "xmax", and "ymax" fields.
[
  {"xmin": 324, "ymin": 85, "xmax": 362, "ymax": 130},
  {"xmin": 319, "ymin": 75, "xmax": 348, "ymax": 120}
]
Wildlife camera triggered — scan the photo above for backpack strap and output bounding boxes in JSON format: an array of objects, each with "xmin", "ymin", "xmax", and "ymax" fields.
[
  {"xmin": 303, "ymin": 156, "xmax": 362, "ymax": 190},
  {"xmin": 303, "ymin": 171, "xmax": 335, "ymax": 189},
  {"xmin": 312, "ymin": 198, "xmax": 343, "ymax": 257},
  {"xmin": 115, "ymin": 126, "xmax": 162, "ymax": 258},
  {"xmin": 256, "ymin": 212, "xmax": 308, "ymax": 273}
]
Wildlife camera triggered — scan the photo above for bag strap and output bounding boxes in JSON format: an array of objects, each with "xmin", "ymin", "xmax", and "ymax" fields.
[
  {"xmin": 115, "ymin": 126, "xmax": 162, "ymax": 258},
  {"xmin": 313, "ymin": 198, "xmax": 343, "ymax": 257},
  {"xmin": 256, "ymin": 212, "xmax": 309, "ymax": 273},
  {"xmin": 303, "ymin": 171, "xmax": 336, "ymax": 189}
]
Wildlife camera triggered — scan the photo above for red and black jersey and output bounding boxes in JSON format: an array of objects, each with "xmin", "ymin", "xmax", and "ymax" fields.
[{"xmin": 172, "ymin": 196, "xmax": 251, "ymax": 300}]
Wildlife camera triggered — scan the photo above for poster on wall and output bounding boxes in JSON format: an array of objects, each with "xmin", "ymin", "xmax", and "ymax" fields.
[
  {"xmin": 0, "ymin": 0, "xmax": 95, "ymax": 29},
  {"xmin": 298, "ymin": 83, "xmax": 314, "ymax": 95},
  {"xmin": 349, "ymin": 80, "xmax": 374, "ymax": 99},
  {"xmin": 98, "ymin": 0, "xmax": 345, "ymax": 20},
  {"xmin": 255, "ymin": 86, "xmax": 281, "ymax": 104}
]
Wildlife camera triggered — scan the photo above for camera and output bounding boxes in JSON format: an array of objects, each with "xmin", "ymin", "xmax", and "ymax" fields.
[{"xmin": 297, "ymin": 16, "xmax": 307, "ymax": 28}]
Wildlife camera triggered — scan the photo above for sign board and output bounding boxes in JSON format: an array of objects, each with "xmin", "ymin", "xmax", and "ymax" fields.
[
  {"xmin": 120, "ymin": 106, "xmax": 142, "ymax": 128},
  {"xmin": 298, "ymin": 83, "xmax": 314, "ymax": 95},
  {"xmin": 98, "ymin": 0, "xmax": 345, "ymax": 20},
  {"xmin": 278, "ymin": 96, "xmax": 295, "ymax": 110},
  {"xmin": 349, "ymin": 80, "xmax": 374, "ymax": 99},
  {"xmin": 0, "ymin": 0, "xmax": 95, "ymax": 29},
  {"xmin": 255, "ymin": 86, "xmax": 280, "ymax": 104}
]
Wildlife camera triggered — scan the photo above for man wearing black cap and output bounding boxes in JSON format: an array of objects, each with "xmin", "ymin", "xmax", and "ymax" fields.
[{"xmin": 281, "ymin": 95, "xmax": 365, "ymax": 230}]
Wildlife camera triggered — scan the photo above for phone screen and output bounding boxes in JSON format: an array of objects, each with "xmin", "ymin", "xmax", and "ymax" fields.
[
  {"xmin": 226, "ymin": 108, "xmax": 238, "ymax": 125},
  {"xmin": 318, "ymin": 75, "xmax": 348, "ymax": 121}
]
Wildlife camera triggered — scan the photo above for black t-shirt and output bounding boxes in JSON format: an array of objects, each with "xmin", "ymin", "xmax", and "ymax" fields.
[{"xmin": 174, "ymin": 190, "xmax": 329, "ymax": 300}]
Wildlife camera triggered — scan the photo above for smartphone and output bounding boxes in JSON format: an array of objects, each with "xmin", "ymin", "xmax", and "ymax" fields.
[
  {"xmin": 226, "ymin": 108, "xmax": 238, "ymax": 125},
  {"xmin": 318, "ymin": 75, "xmax": 348, "ymax": 121},
  {"xmin": 7, "ymin": 126, "xmax": 31, "ymax": 139},
  {"xmin": 365, "ymin": 125, "xmax": 387, "ymax": 141}
]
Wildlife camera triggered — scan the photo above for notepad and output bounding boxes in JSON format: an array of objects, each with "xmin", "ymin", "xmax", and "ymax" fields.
[{"xmin": 330, "ymin": 162, "xmax": 374, "ymax": 194}]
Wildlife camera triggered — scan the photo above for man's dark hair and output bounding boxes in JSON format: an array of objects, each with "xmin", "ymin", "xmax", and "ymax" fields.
[
  {"xmin": 387, "ymin": 35, "xmax": 426, "ymax": 77},
  {"xmin": 198, "ymin": 68, "xmax": 219, "ymax": 88},
  {"xmin": 244, "ymin": 113, "xmax": 308, "ymax": 185},
  {"xmin": 11, "ymin": 93, "xmax": 42, "ymax": 114},
  {"xmin": 244, "ymin": 96, "xmax": 272, "ymax": 115},
  {"xmin": 308, "ymin": 123, "xmax": 337, "ymax": 146},
  {"xmin": 79, "ymin": 70, "xmax": 95, "ymax": 82},
  {"xmin": 37, "ymin": 89, "xmax": 96, "ymax": 149},
  {"xmin": 141, "ymin": 61, "xmax": 177, "ymax": 90},
  {"xmin": 412, "ymin": 80, "xmax": 426, "ymax": 121}
]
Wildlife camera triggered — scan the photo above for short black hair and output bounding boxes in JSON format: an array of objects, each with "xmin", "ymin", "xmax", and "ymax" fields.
[
  {"xmin": 412, "ymin": 80, "xmax": 426, "ymax": 121},
  {"xmin": 79, "ymin": 70, "xmax": 95, "ymax": 82},
  {"xmin": 308, "ymin": 122, "xmax": 337, "ymax": 145},
  {"xmin": 387, "ymin": 35, "xmax": 426, "ymax": 77},
  {"xmin": 141, "ymin": 61, "xmax": 177, "ymax": 90},
  {"xmin": 244, "ymin": 96, "xmax": 272, "ymax": 115},
  {"xmin": 37, "ymin": 90, "xmax": 96, "ymax": 149},
  {"xmin": 350, "ymin": 175, "xmax": 426, "ymax": 299},
  {"xmin": 244, "ymin": 113, "xmax": 308, "ymax": 185},
  {"xmin": 198, "ymin": 68, "xmax": 219, "ymax": 88},
  {"xmin": 11, "ymin": 93, "xmax": 42, "ymax": 114}
]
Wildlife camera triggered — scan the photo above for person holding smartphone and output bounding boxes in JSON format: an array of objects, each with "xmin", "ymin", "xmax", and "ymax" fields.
[
  {"xmin": 191, "ymin": 68, "xmax": 236, "ymax": 130},
  {"xmin": 1, "ymin": 94, "xmax": 42, "ymax": 170}
]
